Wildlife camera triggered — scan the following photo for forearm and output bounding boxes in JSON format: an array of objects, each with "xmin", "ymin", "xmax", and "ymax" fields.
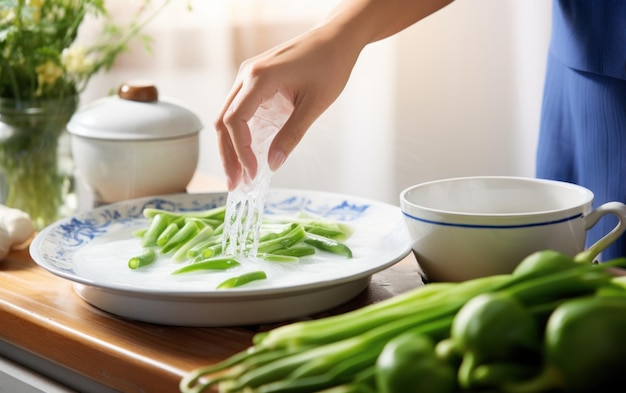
[{"xmin": 320, "ymin": 0, "xmax": 455, "ymax": 50}]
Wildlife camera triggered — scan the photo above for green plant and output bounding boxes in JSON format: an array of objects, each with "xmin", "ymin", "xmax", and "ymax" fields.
[
  {"xmin": 0, "ymin": 0, "xmax": 171, "ymax": 101},
  {"xmin": 0, "ymin": 0, "xmax": 173, "ymax": 229}
]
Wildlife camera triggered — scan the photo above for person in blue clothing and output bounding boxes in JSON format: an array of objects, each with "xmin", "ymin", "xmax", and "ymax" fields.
[
  {"xmin": 214, "ymin": 0, "xmax": 626, "ymax": 260},
  {"xmin": 536, "ymin": 1, "xmax": 626, "ymax": 260}
]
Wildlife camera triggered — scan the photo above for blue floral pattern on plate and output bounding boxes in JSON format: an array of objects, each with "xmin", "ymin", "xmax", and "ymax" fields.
[
  {"xmin": 265, "ymin": 195, "xmax": 369, "ymax": 221},
  {"xmin": 29, "ymin": 189, "xmax": 410, "ymax": 295},
  {"xmin": 27, "ymin": 189, "xmax": 415, "ymax": 325}
]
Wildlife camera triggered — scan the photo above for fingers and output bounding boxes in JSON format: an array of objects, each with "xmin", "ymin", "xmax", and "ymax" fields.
[
  {"xmin": 215, "ymin": 123, "xmax": 242, "ymax": 191},
  {"xmin": 214, "ymin": 82, "xmax": 245, "ymax": 190},
  {"xmin": 268, "ymin": 98, "xmax": 317, "ymax": 172},
  {"xmin": 214, "ymin": 27, "xmax": 353, "ymax": 189},
  {"xmin": 214, "ymin": 71, "xmax": 271, "ymax": 190},
  {"xmin": 224, "ymin": 103, "xmax": 257, "ymax": 182}
]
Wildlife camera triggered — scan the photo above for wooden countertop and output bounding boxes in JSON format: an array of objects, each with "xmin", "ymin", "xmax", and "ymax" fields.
[{"xmin": 0, "ymin": 245, "xmax": 423, "ymax": 392}]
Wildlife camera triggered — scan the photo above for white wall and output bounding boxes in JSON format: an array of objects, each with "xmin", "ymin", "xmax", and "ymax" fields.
[
  {"xmin": 393, "ymin": 0, "xmax": 552, "ymax": 198},
  {"xmin": 79, "ymin": 0, "xmax": 552, "ymax": 206}
]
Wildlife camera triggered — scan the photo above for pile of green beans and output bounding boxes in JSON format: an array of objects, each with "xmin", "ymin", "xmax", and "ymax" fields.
[{"xmin": 127, "ymin": 205, "xmax": 354, "ymax": 289}]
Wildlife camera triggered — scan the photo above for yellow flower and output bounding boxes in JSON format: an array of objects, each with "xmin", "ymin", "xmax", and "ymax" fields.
[
  {"xmin": 1, "ymin": 0, "xmax": 171, "ymax": 100},
  {"xmin": 61, "ymin": 46, "xmax": 95, "ymax": 75},
  {"xmin": 27, "ymin": 0, "xmax": 44, "ymax": 22},
  {"xmin": 1, "ymin": 9, "xmax": 16, "ymax": 24},
  {"xmin": 35, "ymin": 61, "xmax": 64, "ymax": 95}
]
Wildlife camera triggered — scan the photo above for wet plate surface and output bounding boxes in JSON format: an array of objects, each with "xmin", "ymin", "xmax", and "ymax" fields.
[{"xmin": 30, "ymin": 189, "xmax": 411, "ymax": 326}]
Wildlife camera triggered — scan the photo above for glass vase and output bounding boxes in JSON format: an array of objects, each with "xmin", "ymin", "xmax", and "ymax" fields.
[{"xmin": 0, "ymin": 95, "xmax": 79, "ymax": 230}]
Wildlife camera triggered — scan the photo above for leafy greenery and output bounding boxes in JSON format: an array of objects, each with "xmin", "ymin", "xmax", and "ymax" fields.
[{"xmin": 0, "ymin": 0, "xmax": 171, "ymax": 100}]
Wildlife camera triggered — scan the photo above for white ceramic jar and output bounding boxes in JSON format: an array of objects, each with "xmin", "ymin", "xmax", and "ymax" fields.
[{"xmin": 67, "ymin": 82, "xmax": 202, "ymax": 206}]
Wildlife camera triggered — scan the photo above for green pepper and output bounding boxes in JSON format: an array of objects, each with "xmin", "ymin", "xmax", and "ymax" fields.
[
  {"xmin": 512, "ymin": 250, "xmax": 578, "ymax": 279},
  {"xmin": 504, "ymin": 295, "xmax": 626, "ymax": 393},
  {"xmin": 376, "ymin": 330, "xmax": 456, "ymax": 393},
  {"xmin": 546, "ymin": 295, "xmax": 626, "ymax": 391},
  {"xmin": 471, "ymin": 362, "xmax": 541, "ymax": 390},
  {"xmin": 450, "ymin": 292, "xmax": 541, "ymax": 389}
]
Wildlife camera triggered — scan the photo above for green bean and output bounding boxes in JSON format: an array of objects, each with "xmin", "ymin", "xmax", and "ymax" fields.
[
  {"xmin": 265, "ymin": 214, "xmax": 354, "ymax": 241},
  {"xmin": 258, "ymin": 254, "xmax": 299, "ymax": 263},
  {"xmin": 257, "ymin": 224, "xmax": 307, "ymax": 254},
  {"xmin": 202, "ymin": 243, "xmax": 222, "ymax": 258},
  {"xmin": 304, "ymin": 233, "xmax": 353, "ymax": 258},
  {"xmin": 141, "ymin": 213, "xmax": 170, "ymax": 247},
  {"xmin": 185, "ymin": 217, "xmax": 223, "ymax": 229},
  {"xmin": 217, "ymin": 270, "xmax": 267, "ymax": 289},
  {"xmin": 271, "ymin": 243, "xmax": 316, "ymax": 258},
  {"xmin": 212, "ymin": 222, "xmax": 225, "ymax": 236},
  {"xmin": 134, "ymin": 206, "xmax": 357, "ymax": 280},
  {"xmin": 128, "ymin": 248, "xmax": 157, "ymax": 269},
  {"xmin": 172, "ymin": 225, "xmax": 215, "ymax": 262},
  {"xmin": 133, "ymin": 228, "xmax": 147, "ymax": 238},
  {"xmin": 156, "ymin": 222, "xmax": 180, "ymax": 247},
  {"xmin": 304, "ymin": 224, "xmax": 347, "ymax": 240},
  {"xmin": 143, "ymin": 205, "xmax": 226, "ymax": 220},
  {"xmin": 186, "ymin": 236, "xmax": 221, "ymax": 259},
  {"xmin": 161, "ymin": 220, "xmax": 200, "ymax": 254},
  {"xmin": 171, "ymin": 257, "xmax": 240, "ymax": 275}
]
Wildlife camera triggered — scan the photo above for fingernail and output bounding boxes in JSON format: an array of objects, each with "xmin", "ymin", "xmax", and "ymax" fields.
[
  {"xmin": 226, "ymin": 176, "xmax": 236, "ymax": 191},
  {"xmin": 269, "ymin": 151, "xmax": 287, "ymax": 172}
]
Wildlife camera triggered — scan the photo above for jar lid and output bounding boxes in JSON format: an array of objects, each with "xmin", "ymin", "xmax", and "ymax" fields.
[{"xmin": 67, "ymin": 81, "xmax": 202, "ymax": 140}]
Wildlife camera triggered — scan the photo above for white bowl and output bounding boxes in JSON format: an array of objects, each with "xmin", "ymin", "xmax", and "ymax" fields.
[
  {"xmin": 400, "ymin": 176, "xmax": 626, "ymax": 282},
  {"xmin": 70, "ymin": 134, "xmax": 198, "ymax": 204},
  {"xmin": 67, "ymin": 82, "xmax": 202, "ymax": 204}
]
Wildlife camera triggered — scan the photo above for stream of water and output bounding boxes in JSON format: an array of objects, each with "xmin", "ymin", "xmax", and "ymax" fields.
[{"xmin": 221, "ymin": 93, "xmax": 294, "ymax": 258}]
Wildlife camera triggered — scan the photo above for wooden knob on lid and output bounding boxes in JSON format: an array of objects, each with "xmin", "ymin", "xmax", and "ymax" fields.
[{"xmin": 118, "ymin": 81, "xmax": 159, "ymax": 102}]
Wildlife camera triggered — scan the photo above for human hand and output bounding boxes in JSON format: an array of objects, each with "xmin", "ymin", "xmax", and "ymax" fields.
[{"xmin": 214, "ymin": 25, "xmax": 362, "ymax": 190}]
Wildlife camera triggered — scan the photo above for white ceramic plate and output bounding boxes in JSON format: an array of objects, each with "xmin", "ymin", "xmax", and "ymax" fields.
[{"xmin": 30, "ymin": 189, "xmax": 411, "ymax": 326}]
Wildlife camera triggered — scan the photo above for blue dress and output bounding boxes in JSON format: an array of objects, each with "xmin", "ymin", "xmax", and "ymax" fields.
[{"xmin": 536, "ymin": 0, "xmax": 626, "ymax": 260}]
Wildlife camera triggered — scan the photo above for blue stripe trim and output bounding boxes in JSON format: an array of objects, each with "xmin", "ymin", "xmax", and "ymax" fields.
[{"xmin": 402, "ymin": 211, "xmax": 583, "ymax": 229}]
